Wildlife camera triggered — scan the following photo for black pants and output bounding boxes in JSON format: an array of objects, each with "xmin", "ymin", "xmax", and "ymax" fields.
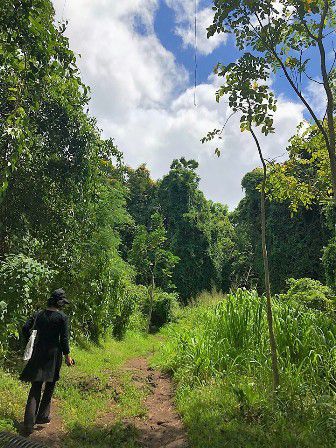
[{"xmin": 24, "ymin": 381, "xmax": 56, "ymax": 428}]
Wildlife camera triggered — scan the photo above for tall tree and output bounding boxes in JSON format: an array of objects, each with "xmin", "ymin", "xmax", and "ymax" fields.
[
  {"xmin": 0, "ymin": 0, "xmax": 93, "ymax": 258},
  {"xmin": 203, "ymin": 55, "xmax": 280, "ymax": 389},
  {"xmin": 0, "ymin": 0, "xmax": 140, "ymax": 343},
  {"xmin": 129, "ymin": 213, "xmax": 179, "ymax": 330},
  {"xmin": 0, "ymin": 0, "xmax": 85, "ymax": 200},
  {"xmin": 205, "ymin": 201, "xmax": 236, "ymax": 292},
  {"xmin": 125, "ymin": 164, "xmax": 158, "ymax": 228},
  {"xmin": 120, "ymin": 164, "xmax": 158, "ymax": 258},
  {"xmin": 158, "ymin": 158, "xmax": 234, "ymax": 302},
  {"xmin": 209, "ymin": 0, "xmax": 336, "ymax": 207}
]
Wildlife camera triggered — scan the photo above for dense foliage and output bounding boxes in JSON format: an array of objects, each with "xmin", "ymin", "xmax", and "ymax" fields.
[
  {"xmin": 157, "ymin": 158, "xmax": 235, "ymax": 301},
  {"xmin": 123, "ymin": 160, "xmax": 236, "ymax": 302},
  {"xmin": 1, "ymin": 0, "xmax": 335, "ymax": 362},
  {"xmin": 233, "ymin": 169, "xmax": 331, "ymax": 292},
  {"xmin": 0, "ymin": 0, "xmax": 145, "ymax": 350},
  {"xmin": 280, "ymin": 277, "xmax": 336, "ymax": 311},
  {"xmin": 156, "ymin": 290, "xmax": 336, "ymax": 447}
]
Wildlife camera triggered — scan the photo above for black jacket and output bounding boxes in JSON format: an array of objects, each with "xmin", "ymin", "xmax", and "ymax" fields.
[{"xmin": 20, "ymin": 309, "xmax": 70, "ymax": 383}]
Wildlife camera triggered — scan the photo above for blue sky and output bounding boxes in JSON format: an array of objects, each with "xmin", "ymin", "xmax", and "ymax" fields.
[
  {"xmin": 154, "ymin": 0, "xmax": 326, "ymax": 109},
  {"xmin": 155, "ymin": 0, "xmax": 222, "ymax": 83},
  {"xmin": 52, "ymin": 0, "xmax": 326, "ymax": 209},
  {"xmin": 155, "ymin": 0, "xmax": 240, "ymax": 93},
  {"xmin": 161, "ymin": 0, "xmax": 332, "ymax": 115}
]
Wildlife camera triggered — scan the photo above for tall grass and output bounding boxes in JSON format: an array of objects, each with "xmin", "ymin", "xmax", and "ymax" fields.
[
  {"xmin": 159, "ymin": 289, "xmax": 336, "ymax": 389},
  {"xmin": 155, "ymin": 289, "xmax": 336, "ymax": 447}
]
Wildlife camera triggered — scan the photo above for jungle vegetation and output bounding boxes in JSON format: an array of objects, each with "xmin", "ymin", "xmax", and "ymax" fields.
[{"xmin": 1, "ymin": 1, "xmax": 336, "ymax": 446}]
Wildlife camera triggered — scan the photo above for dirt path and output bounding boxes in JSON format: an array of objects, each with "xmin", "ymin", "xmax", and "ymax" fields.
[
  {"xmin": 21, "ymin": 357, "xmax": 188, "ymax": 448},
  {"xmin": 125, "ymin": 357, "xmax": 188, "ymax": 448},
  {"xmin": 29, "ymin": 400, "xmax": 64, "ymax": 448}
]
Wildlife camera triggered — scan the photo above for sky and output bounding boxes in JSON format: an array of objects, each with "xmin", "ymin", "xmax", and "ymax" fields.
[{"xmin": 51, "ymin": 0, "xmax": 325, "ymax": 210}]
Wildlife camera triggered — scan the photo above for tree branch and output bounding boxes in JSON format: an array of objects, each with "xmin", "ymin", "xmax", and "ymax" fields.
[
  {"xmin": 251, "ymin": 12, "xmax": 330, "ymax": 149},
  {"xmin": 303, "ymin": 71, "xmax": 324, "ymax": 85},
  {"xmin": 319, "ymin": 0, "xmax": 329, "ymax": 39}
]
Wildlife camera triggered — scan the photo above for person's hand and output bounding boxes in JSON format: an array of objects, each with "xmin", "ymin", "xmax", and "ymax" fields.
[{"xmin": 65, "ymin": 354, "xmax": 74, "ymax": 366}]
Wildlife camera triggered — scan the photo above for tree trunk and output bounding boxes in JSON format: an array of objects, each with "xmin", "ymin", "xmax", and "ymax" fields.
[
  {"xmin": 147, "ymin": 272, "xmax": 155, "ymax": 333},
  {"xmin": 0, "ymin": 199, "xmax": 8, "ymax": 260},
  {"xmin": 327, "ymin": 147, "xmax": 336, "ymax": 227},
  {"xmin": 250, "ymin": 127, "xmax": 280, "ymax": 391},
  {"xmin": 254, "ymin": 6, "xmax": 336, "ymax": 206},
  {"xmin": 317, "ymin": 36, "xmax": 336, "ymax": 209},
  {"xmin": 260, "ymin": 173, "xmax": 280, "ymax": 390}
]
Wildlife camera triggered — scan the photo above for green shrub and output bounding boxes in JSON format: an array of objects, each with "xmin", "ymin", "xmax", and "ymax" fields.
[
  {"xmin": 280, "ymin": 277, "xmax": 336, "ymax": 311},
  {"xmin": 0, "ymin": 254, "xmax": 55, "ymax": 353},
  {"xmin": 141, "ymin": 289, "xmax": 179, "ymax": 331},
  {"xmin": 127, "ymin": 288, "xmax": 179, "ymax": 333},
  {"xmin": 150, "ymin": 290, "xmax": 179, "ymax": 329},
  {"xmin": 323, "ymin": 239, "xmax": 336, "ymax": 289},
  {"xmin": 159, "ymin": 289, "xmax": 336, "ymax": 390},
  {"xmin": 112, "ymin": 283, "xmax": 147, "ymax": 339},
  {"xmin": 155, "ymin": 289, "xmax": 336, "ymax": 447}
]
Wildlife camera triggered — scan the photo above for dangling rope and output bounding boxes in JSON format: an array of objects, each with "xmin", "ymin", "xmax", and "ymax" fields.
[
  {"xmin": 61, "ymin": 0, "xmax": 67, "ymax": 21},
  {"xmin": 194, "ymin": 0, "xmax": 198, "ymax": 107}
]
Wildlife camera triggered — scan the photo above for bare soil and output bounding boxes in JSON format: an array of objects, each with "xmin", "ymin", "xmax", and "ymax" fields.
[
  {"xmin": 29, "ymin": 400, "xmax": 64, "ymax": 448},
  {"xmin": 21, "ymin": 357, "xmax": 188, "ymax": 448},
  {"xmin": 124, "ymin": 357, "xmax": 188, "ymax": 448}
]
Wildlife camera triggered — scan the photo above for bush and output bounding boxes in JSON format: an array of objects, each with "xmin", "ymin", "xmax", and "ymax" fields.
[
  {"xmin": 155, "ymin": 289, "xmax": 336, "ymax": 447},
  {"xmin": 157, "ymin": 289, "xmax": 336, "ymax": 393},
  {"xmin": 0, "ymin": 254, "xmax": 55, "ymax": 353},
  {"xmin": 133, "ymin": 288, "xmax": 179, "ymax": 332},
  {"xmin": 323, "ymin": 238, "xmax": 336, "ymax": 289},
  {"xmin": 150, "ymin": 290, "xmax": 179, "ymax": 330},
  {"xmin": 112, "ymin": 283, "xmax": 148, "ymax": 339},
  {"xmin": 280, "ymin": 277, "xmax": 336, "ymax": 311}
]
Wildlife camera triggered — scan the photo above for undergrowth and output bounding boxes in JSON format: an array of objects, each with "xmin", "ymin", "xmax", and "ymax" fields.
[
  {"xmin": 0, "ymin": 331, "xmax": 158, "ymax": 447},
  {"xmin": 154, "ymin": 289, "xmax": 336, "ymax": 448}
]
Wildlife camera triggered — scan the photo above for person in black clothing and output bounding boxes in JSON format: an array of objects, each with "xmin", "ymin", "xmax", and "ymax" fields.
[{"xmin": 20, "ymin": 288, "xmax": 74, "ymax": 435}]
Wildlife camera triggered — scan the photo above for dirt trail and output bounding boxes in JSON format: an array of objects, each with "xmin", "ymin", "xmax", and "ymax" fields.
[
  {"xmin": 29, "ymin": 400, "xmax": 64, "ymax": 448},
  {"xmin": 21, "ymin": 357, "xmax": 188, "ymax": 448},
  {"xmin": 125, "ymin": 357, "xmax": 188, "ymax": 448}
]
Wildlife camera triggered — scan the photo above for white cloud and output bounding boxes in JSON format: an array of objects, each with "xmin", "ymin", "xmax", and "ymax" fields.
[
  {"xmin": 52, "ymin": 1, "xmax": 304, "ymax": 210},
  {"xmin": 306, "ymin": 80, "xmax": 327, "ymax": 119},
  {"xmin": 53, "ymin": 0, "xmax": 188, "ymax": 123},
  {"xmin": 105, "ymin": 81, "xmax": 304, "ymax": 209},
  {"xmin": 164, "ymin": 0, "xmax": 227, "ymax": 55}
]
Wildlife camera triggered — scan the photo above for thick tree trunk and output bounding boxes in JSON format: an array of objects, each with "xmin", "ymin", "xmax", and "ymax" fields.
[{"xmin": 250, "ymin": 127, "xmax": 280, "ymax": 391}]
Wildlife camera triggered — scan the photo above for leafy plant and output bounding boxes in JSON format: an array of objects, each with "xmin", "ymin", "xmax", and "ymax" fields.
[
  {"xmin": 0, "ymin": 253, "xmax": 55, "ymax": 352},
  {"xmin": 280, "ymin": 277, "xmax": 336, "ymax": 311},
  {"xmin": 156, "ymin": 289, "xmax": 336, "ymax": 447},
  {"xmin": 142, "ymin": 289, "xmax": 179, "ymax": 331}
]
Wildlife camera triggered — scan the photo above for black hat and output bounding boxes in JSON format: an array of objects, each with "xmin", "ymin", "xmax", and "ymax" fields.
[{"xmin": 48, "ymin": 289, "xmax": 70, "ymax": 306}]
